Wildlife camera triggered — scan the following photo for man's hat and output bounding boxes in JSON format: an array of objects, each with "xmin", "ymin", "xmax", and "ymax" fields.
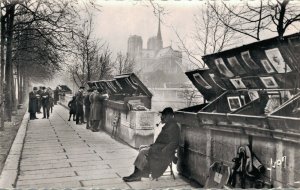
[
  {"xmin": 159, "ymin": 107, "xmax": 174, "ymax": 115},
  {"xmin": 41, "ymin": 86, "xmax": 46, "ymax": 90},
  {"xmin": 33, "ymin": 87, "xmax": 38, "ymax": 90}
]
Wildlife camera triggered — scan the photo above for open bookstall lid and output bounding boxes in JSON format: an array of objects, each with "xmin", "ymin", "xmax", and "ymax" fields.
[
  {"xmin": 114, "ymin": 73, "xmax": 152, "ymax": 97},
  {"xmin": 201, "ymin": 32, "xmax": 300, "ymax": 91},
  {"xmin": 185, "ymin": 69, "xmax": 226, "ymax": 101}
]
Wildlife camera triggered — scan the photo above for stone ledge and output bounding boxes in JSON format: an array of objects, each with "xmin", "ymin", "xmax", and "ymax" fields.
[{"xmin": 0, "ymin": 113, "xmax": 29, "ymax": 188}]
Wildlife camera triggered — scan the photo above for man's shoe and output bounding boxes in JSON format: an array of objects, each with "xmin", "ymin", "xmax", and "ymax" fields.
[{"xmin": 122, "ymin": 175, "xmax": 141, "ymax": 182}]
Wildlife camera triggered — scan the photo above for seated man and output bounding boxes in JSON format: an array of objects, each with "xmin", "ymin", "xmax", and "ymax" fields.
[{"xmin": 122, "ymin": 107, "xmax": 180, "ymax": 182}]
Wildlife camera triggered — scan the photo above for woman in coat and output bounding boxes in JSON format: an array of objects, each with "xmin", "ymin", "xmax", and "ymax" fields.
[
  {"xmin": 68, "ymin": 96, "xmax": 77, "ymax": 121},
  {"xmin": 89, "ymin": 88, "xmax": 108, "ymax": 132}
]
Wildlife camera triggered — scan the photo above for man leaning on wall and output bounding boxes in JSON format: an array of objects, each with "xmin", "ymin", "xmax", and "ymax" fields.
[{"xmin": 122, "ymin": 107, "xmax": 180, "ymax": 182}]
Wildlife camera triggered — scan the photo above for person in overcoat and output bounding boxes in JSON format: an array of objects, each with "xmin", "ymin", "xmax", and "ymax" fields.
[
  {"xmin": 84, "ymin": 88, "xmax": 93, "ymax": 129},
  {"xmin": 122, "ymin": 107, "xmax": 180, "ymax": 182},
  {"xmin": 41, "ymin": 87, "xmax": 50, "ymax": 119},
  {"xmin": 89, "ymin": 88, "xmax": 108, "ymax": 132},
  {"xmin": 75, "ymin": 87, "xmax": 85, "ymax": 124},
  {"xmin": 28, "ymin": 87, "xmax": 39, "ymax": 120},
  {"xmin": 54, "ymin": 87, "xmax": 60, "ymax": 105},
  {"xmin": 68, "ymin": 96, "xmax": 77, "ymax": 121}
]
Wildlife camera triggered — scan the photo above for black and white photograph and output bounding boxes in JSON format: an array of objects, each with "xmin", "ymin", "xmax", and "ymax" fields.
[
  {"xmin": 241, "ymin": 51, "xmax": 259, "ymax": 69},
  {"xmin": 227, "ymin": 56, "xmax": 246, "ymax": 75},
  {"xmin": 227, "ymin": 96, "xmax": 242, "ymax": 111},
  {"xmin": 265, "ymin": 48, "xmax": 292, "ymax": 73},
  {"xmin": 260, "ymin": 76, "xmax": 279, "ymax": 88},
  {"xmin": 0, "ymin": 0, "xmax": 300, "ymax": 189},
  {"xmin": 230, "ymin": 78, "xmax": 247, "ymax": 89},
  {"xmin": 214, "ymin": 58, "xmax": 235, "ymax": 77},
  {"xmin": 261, "ymin": 59, "xmax": 275, "ymax": 73},
  {"xmin": 193, "ymin": 73, "xmax": 212, "ymax": 89},
  {"xmin": 248, "ymin": 90, "xmax": 260, "ymax": 101}
]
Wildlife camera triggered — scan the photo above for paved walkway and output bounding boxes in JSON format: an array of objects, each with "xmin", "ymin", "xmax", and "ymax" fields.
[{"xmin": 15, "ymin": 105, "xmax": 193, "ymax": 188}]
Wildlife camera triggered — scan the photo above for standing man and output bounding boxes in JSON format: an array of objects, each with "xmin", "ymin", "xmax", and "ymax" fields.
[
  {"xmin": 89, "ymin": 88, "xmax": 108, "ymax": 132},
  {"xmin": 41, "ymin": 87, "xmax": 50, "ymax": 119},
  {"xmin": 122, "ymin": 107, "xmax": 180, "ymax": 182},
  {"xmin": 29, "ymin": 87, "xmax": 39, "ymax": 120},
  {"xmin": 75, "ymin": 86, "xmax": 85, "ymax": 124},
  {"xmin": 84, "ymin": 87, "xmax": 93, "ymax": 129},
  {"xmin": 54, "ymin": 87, "xmax": 60, "ymax": 105}
]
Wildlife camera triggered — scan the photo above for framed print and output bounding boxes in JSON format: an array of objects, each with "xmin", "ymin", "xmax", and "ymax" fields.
[
  {"xmin": 230, "ymin": 78, "xmax": 246, "ymax": 89},
  {"xmin": 227, "ymin": 96, "xmax": 242, "ymax": 111},
  {"xmin": 214, "ymin": 58, "xmax": 234, "ymax": 77},
  {"xmin": 248, "ymin": 90, "xmax": 259, "ymax": 101},
  {"xmin": 193, "ymin": 73, "xmax": 212, "ymax": 89},
  {"xmin": 260, "ymin": 59, "xmax": 275, "ymax": 73},
  {"xmin": 227, "ymin": 56, "xmax": 246, "ymax": 75},
  {"xmin": 209, "ymin": 73, "xmax": 226, "ymax": 90},
  {"xmin": 241, "ymin": 51, "xmax": 259, "ymax": 69},
  {"xmin": 260, "ymin": 76, "xmax": 279, "ymax": 88},
  {"xmin": 265, "ymin": 48, "xmax": 292, "ymax": 73}
]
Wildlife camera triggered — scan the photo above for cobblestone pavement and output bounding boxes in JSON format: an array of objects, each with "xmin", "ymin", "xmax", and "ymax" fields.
[{"xmin": 15, "ymin": 105, "xmax": 194, "ymax": 188}]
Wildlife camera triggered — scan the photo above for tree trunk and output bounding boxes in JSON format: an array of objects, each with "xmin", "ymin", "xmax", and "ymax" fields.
[
  {"xmin": 4, "ymin": 4, "xmax": 15, "ymax": 121},
  {"xmin": 18, "ymin": 68, "xmax": 23, "ymax": 104},
  {"xmin": 0, "ymin": 10, "xmax": 5, "ymax": 130}
]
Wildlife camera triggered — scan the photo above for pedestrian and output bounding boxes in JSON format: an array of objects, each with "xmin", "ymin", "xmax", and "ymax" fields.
[
  {"xmin": 54, "ymin": 87, "xmax": 60, "ymax": 105},
  {"xmin": 122, "ymin": 107, "xmax": 180, "ymax": 182},
  {"xmin": 41, "ymin": 87, "xmax": 50, "ymax": 119},
  {"xmin": 89, "ymin": 88, "xmax": 108, "ymax": 132},
  {"xmin": 84, "ymin": 87, "xmax": 93, "ymax": 129},
  {"xmin": 37, "ymin": 86, "xmax": 43, "ymax": 113},
  {"xmin": 75, "ymin": 86, "xmax": 85, "ymax": 124},
  {"xmin": 28, "ymin": 87, "xmax": 39, "ymax": 120},
  {"xmin": 48, "ymin": 88, "xmax": 54, "ymax": 113},
  {"xmin": 68, "ymin": 96, "xmax": 77, "ymax": 121}
]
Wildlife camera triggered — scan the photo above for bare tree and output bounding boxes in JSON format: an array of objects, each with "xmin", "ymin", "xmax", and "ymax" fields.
[
  {"xmin": 175, "ymin": 2, "xmax": 236, "ymax": 68},
  {"xmin": 94, "ymin": 46, "xmax": 114, "ymax": 80},
  {"xmin": 180, "ymin": 84, "xmax": 199, "ymax": 107},
  {"xmin": 210, "ymin": 0, "xmax": 300, "ymax": 40},
  {"xmin": 0, "ymin": 0, "xmax": 99, "ymax": 122},
  {"xmin": 114, "ymin": 52, "xmax": 135, "ymax": 75}
]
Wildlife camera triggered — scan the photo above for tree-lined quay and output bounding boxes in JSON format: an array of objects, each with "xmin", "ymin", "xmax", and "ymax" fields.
[{"xmin": 0, "ymin": 0, "xmax": 300, "ymax": 189}]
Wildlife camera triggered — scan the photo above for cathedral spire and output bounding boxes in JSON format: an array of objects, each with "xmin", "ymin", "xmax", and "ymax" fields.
[
  {"xmin": 157, "ymin": 12, "xmax": 163, "ymax": 49},
  {"xmin": 157, "ymin": 13, "xmax": 162, "ymax": 40}
]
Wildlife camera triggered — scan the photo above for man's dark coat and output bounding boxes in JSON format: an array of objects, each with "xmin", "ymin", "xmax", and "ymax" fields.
[
  {"xmin": 28, "ymin": 91, "xmax": 38, "ymax": 113},
  {"xmin": 148, "ymin": 118, "xmax": 180, "ymax": 178}
]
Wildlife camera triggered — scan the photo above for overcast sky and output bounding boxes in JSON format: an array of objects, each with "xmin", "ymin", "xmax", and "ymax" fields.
[{"xmin": 93, "ymin": 1, "xmax": 204, "ymax": 54}]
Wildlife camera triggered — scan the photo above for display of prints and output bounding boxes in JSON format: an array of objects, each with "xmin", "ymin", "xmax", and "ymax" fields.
[
  {"xmin": 260, "ymin": 59, "xmax": 275, "ymax": 73},
  {"xmin": 214, "ymin": 58, "xmax": 234, "ymax": 77},
  {"xmin": 248, "ymin": 90, "xmax": 259, "ymax": 101},
  {"xmin": 260, "ymin": 76, "xmax": 279, "ymax": 88},
  {"xmin": 241, "ymin": 51, "xmax": 259, "ymax": 69},
  {"xmin": 227, "ymin": 56, "xmax": 246, "ymax": 75},
  {"xmin": 193, "ymin": 73, "xmax": 212, "ymax": 89},
  {"xmin": 209, "ymin": 74, "xmax": 226, "ymax": 90},
  {"xmin": 227, "ymin": 96, "xmax": 242, "ymax": 111},
  {"xmin": 265, "ymin": 48, "xmax": 292, "ymax": 73},
  {"xmin": 230, "ymin": 78, "xmax": 246, "ymax": 89}
]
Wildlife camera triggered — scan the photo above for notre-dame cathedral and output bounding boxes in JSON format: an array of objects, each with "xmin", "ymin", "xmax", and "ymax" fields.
[{"xmin": 126, "ymin": 17, "xmax": 199, "ymax": 110}]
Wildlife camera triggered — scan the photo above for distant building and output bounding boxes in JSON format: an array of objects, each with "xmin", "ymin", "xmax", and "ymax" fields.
[{"xmin": 127, "ymin": 16, "xmax": 202, "ymax": 110}]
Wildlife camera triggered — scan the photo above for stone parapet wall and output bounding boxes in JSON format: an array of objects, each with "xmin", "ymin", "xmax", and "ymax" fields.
[{"xmin": 175, "ymin": 111, "xmax": 300, "ymax": 188}]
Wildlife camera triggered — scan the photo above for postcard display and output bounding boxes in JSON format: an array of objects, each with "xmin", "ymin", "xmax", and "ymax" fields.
[
  {"xmin": 174, "ymin": 33, "xmax": 300, "ymax": 188},
  {"xmin": 87, "ymin": 73, "xmax": 155, "ymax": 148}
]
